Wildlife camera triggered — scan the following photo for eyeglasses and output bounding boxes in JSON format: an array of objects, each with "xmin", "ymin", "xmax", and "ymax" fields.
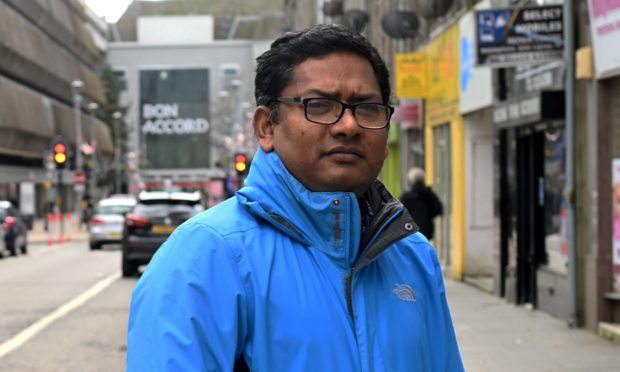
[{"xmin": 275, "ymin": 97, "xmax": 394, "ymax": 129}]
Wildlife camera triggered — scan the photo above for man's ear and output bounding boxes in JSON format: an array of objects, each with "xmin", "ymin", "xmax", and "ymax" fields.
[{"xmin": 252, "ymin": 105, "xmax": 275, "ymax": 152}]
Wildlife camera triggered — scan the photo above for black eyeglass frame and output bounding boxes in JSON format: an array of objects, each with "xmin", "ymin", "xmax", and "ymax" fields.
[{"xmin": 274, "ymin": 96, "xmax": 394, "ymax": 129}]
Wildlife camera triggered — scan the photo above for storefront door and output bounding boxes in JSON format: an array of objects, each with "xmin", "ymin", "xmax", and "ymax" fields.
[{"xmin": 500, "ymin": 127, "xmax": 546, "ymax": 306}]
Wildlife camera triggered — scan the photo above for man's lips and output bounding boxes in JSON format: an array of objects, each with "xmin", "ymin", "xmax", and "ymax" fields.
[{"xmin": 324, "ymin": 147, "xmax": 363, "ymax": 160}]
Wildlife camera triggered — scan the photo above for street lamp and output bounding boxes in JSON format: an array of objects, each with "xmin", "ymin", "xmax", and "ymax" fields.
[
  {"xmin": 112, "ymin": 111, "xmax": 122, "ymax": 193},
  {"xmin": 71, "ymin": 80, "xmax": 84, "ymax": 171},
  {"xmin": 71, "ymin": 79, "xmax": 84, "ymax": 226},
  {"xmin": 87, "ymin": 102, "xmax": 99, "ymax": 200}
]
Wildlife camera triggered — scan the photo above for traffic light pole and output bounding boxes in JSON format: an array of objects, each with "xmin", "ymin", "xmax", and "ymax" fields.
[{"xmin": 57, "ymin": 169, "xmax": 64, "ymax": 242}]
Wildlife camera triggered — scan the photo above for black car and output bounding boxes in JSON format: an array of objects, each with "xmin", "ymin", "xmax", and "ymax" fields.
[
  {"xmin": 121, "ymin": 191, "xmax": 203, "ymax": 277},
  {"xmin": 0, "ymin": 200, "xmax": 28, "ymax": 257}
]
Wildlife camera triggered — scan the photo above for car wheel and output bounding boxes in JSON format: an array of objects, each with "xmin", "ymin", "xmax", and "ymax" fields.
[
  {"xmin": 89, "ymin": 242, "xmax": 101, "ymax": 250},
  {"xmin": 122, "ymin": 255, "xmax": 137, "ymax": 277}
]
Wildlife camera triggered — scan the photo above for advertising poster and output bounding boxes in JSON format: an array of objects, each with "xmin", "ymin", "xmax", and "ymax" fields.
[
  {"xmin": 395, "ymin": 53, "xmax": 428, "ymax": 99},
  {"xmin": 613, "ymin": 159, "xmax": 620, "ymax": 292},
  {"xmin": 424, "ymin": 24, "xmax": 460, "ymax": 126},
  {"xmin": 140, "ymin": 68, "xmax": 210, "ymax": 169},
  {"xmin": 588, "ymin": 0, "xmax": 620, "ymax": 78}
]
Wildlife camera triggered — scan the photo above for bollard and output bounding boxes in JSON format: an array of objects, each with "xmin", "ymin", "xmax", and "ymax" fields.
[
  {"xmin": 66, "ymin": 212, "xmax": 73, "ymax": 241},
  {"xmin": 57, "ymin": 211, "xmax": 64, "ymax": 243}
]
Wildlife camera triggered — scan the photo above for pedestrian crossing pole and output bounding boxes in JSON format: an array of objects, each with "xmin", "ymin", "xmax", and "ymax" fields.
[{"xmin": 57, "ymin": 170, "xmax": 64, "ymax": 243}]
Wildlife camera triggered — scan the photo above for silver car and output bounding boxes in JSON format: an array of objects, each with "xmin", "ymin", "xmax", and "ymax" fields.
[{"xmin": 89, "ymin": 197, "xmax": 137, "ymax": 250}]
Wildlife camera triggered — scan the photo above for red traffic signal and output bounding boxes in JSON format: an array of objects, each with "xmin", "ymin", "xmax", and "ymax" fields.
[
  {"xmin": 52, "ymin": 140, "xmax": 68, "ymax": 167},
  {"xmin": 234, "ymin": 153, "xmax": 248, "ymax": 175}
]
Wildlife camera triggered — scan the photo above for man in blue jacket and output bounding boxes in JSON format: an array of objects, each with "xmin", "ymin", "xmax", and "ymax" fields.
[{"xmin": 128, "ymin": 23, "xmax": 464, "ymax": 371}]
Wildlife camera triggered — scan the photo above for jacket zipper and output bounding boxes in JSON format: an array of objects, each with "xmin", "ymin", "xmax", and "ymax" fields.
[
  {"xmin": 344, "ymin": 205, "xmax": 418, "ymax": 326},
  {"xmin": 345, "ymin": 267, "xmax": 356, "ymax": 320}
]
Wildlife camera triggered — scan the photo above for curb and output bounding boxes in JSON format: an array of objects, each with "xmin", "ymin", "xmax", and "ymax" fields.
[
  {"xmin": 598, "ymin": 322, "xmax": 620, "ymax": 345},
  {"xmin": 28, "ymin": 237, "xmax": 89, "ymax": 245}
]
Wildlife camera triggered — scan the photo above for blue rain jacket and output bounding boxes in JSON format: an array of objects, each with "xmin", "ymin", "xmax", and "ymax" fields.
[{"xmin": 127, "ymin": 149, "xmax": 464, "ymax": 371}]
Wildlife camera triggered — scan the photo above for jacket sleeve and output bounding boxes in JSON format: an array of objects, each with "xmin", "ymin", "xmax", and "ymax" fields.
[
  {"xmin": 428, "ymin": 248, "xmax": 464, "ymax": 372},
  {"xmin": 127, "ymin": 222, "xmax": 250, "ymax": 371}
]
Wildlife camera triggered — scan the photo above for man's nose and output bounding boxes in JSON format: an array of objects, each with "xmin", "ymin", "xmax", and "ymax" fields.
[{"xmin": 330, "ymin": 108, "xmax": 359, "ymax": 136}]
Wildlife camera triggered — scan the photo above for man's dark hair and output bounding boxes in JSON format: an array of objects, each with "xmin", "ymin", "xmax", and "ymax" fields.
[{"xmin": 254, "ymin": 24, "xmax": 391, "ymax": 122}]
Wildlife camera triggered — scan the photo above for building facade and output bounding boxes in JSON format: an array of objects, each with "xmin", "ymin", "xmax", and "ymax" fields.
[
  {"xmin": 0, "ymin": 0, "xmax": 113, "ymax": 222},
  {"xmin": 328, "ymin": 0, "xmax": 620, "ymax": 340},
  {"xmin": 107, "ymin": 15, "xmax": 266, "ymax": 194}
]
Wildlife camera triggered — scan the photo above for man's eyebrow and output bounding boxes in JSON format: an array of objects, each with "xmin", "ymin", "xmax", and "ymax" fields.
[{"xmin": 301, "ymin": 89, "xmax": 380, "ymax": 101}]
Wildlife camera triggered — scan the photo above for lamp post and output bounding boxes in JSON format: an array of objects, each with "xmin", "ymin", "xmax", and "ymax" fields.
[
  {"xmin": 71, "ymin": 80, "xmax": 84, "ymax": 171},
  {"xmin": 71, "ymin": 80, "xmax": 84, "ymax": 226},
  {"xmin": 87, "ymin": 102, "xmax": 99, "ymax": 200},
  {"xmin": 112, "ymin": 111, "xmax": 122, "ymax": 193}
]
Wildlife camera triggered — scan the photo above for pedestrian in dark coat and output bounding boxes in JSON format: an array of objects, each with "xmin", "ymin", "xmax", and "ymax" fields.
[{"xmin": 400, "ymin": 167, "xmax": 443, "ymax": 240}]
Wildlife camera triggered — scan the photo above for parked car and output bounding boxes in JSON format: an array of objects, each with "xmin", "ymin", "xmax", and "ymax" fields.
[
  {"xmin": 89, "ymin": 197, "xmax": 137, "ymax": 250},
  {"xmin": 121, "ymin": 191, "xmax": 203, "ymax": 277},
  {"xmin": 0, "ymin": 200, "xmax": 28, "ymax": 257}
]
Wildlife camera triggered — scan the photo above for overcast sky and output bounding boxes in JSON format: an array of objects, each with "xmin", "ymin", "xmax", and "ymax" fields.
[{"xmin": 85, "ymin": 0, "xmax": 164, "ymax": 23}]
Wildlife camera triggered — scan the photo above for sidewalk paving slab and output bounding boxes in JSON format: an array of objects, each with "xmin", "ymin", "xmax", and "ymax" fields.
[{"xmin": 446, "ymin": 278, "xmax": 620, "ymax": 372}]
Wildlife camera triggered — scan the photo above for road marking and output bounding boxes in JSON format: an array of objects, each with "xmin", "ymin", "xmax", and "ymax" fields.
[{"xmin": 0, "ymin": 271, "xmax": 121, "ymax": 358}]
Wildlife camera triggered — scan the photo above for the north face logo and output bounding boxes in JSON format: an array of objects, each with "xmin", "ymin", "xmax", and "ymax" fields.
[{"xmin": 392, "ymin": 284, "xmax": 416, "ymax": 302}]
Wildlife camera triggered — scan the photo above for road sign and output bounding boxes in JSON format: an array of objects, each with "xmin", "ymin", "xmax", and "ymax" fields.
[{"xmin": 74, "ymin": 171, "xmax": 86, "ymax": 185}]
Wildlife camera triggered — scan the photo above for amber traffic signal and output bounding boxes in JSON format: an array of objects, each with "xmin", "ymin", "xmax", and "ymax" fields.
[
  {"xmin": 52, "ymin": 140, "xmax": 69, "ymax": 168},
  {"xmin": 234, "ymin": 152, "xmax": 248, "ymax": 175}
]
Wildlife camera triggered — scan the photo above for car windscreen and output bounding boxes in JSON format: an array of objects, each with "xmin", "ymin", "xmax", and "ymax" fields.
[
  {"xmin": 96, "ymin": 205, "xmax": 135, "ymax": 215},
  {"xmin": 133, "ymin": 202, "xmax": 203, "ymax": 217}
]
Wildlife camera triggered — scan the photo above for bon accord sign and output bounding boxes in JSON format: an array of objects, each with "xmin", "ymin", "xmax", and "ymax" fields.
[
  {"xmin": 476, "ymin": 5, "xmax": 563, "ymax": 67},
  {"xmin": 142, "ymin": 103, "xmax": 210, "ymax": 135}
]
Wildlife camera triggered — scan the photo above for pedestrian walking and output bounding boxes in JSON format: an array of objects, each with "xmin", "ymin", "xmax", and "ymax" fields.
[
  {"xmin": 400, "ymin": 167, "xmax": 444, "ymax": 241},
  {"xmin": 127, "ymin": 24, "xmax": 463, "ymax": 372},
  {"xmin": 3, "ymin": 216, "xmax": 16, "ymax": 256}
]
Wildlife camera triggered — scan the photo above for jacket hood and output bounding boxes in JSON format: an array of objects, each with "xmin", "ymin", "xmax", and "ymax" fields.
[{"xmin": 237, "ymin": 149, "xmax": 364, "ymax": 264}]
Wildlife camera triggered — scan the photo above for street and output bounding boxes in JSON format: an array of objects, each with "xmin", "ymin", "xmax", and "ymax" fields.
[{"xmin": 0, "ymin": 240, "xmax": 132, "ymax": 371}]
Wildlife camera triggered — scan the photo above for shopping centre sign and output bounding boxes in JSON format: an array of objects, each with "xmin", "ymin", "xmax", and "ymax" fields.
[{"xmin": 139, "ymin": 68, "xmax": 211, "ymax": 169}]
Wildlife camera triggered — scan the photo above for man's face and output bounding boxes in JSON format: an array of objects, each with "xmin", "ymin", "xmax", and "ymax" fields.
[{"xmin": 253, "ymin": 52, "xmax": 389, "ymax": 197}]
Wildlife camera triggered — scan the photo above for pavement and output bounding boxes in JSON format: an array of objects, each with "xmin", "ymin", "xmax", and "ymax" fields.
[
  {"xmin": 446, "ymin": 278, "xmax": 620, "ymax": 371},
  {"xmin": 27, "ymin": 217, "xmax": 88, "ymax": 245},
  {"xmin": 25, "ymin": 219, "xmax": 620, "ymax": 370}
]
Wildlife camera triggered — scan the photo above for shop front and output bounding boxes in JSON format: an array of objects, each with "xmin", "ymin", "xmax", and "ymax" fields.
[
  {"xmin": 584, "ymin": 0, "xmax": 620, "ymax": 334},
  {"xmin": 493, "ymin": 90, "xmax": 569, "ymax": 319}
]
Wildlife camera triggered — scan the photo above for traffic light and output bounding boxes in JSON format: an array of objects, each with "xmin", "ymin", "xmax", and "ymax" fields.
[
  {"xmin": 52, "ymin": 140, "xmax": 69, "ymax": 168},
  {"xmin": 233, "ymin": 152, "xmax": 248, "ymax": 176}
]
